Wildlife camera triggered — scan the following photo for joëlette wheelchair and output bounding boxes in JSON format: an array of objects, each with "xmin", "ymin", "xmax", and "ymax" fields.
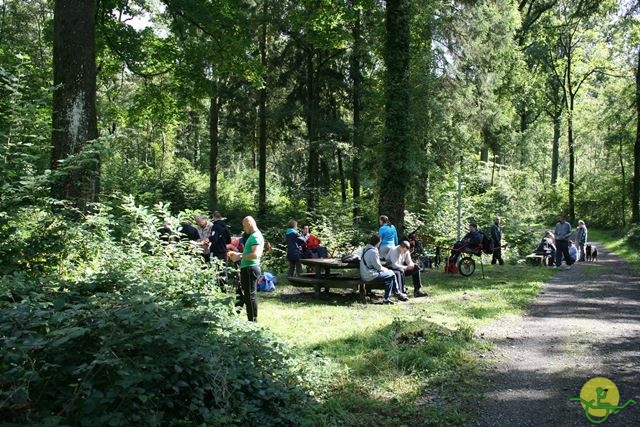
[{"xmin": 445, "ymin": 243, "xmax": 484, "ymax": 277}]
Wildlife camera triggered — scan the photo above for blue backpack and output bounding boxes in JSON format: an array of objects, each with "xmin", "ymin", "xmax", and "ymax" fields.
[{"xmin": 257, "ymin": 272, "xmax": 276, "ymax": 292}]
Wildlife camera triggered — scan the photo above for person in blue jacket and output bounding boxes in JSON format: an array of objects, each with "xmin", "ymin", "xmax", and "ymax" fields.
[
  {"xmin": 378, "ymin": 215, "xmax": 398, "ymax": 260},
  {"xmin": 285, "ymin": 219, "xmax": 306, "ymax": 277}
]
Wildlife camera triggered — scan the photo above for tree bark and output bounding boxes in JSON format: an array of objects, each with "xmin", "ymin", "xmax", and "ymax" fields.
[
  {"xmin": 305, "ymin": 49, "xmax": 320, "ymax": 213},
  {"xmin": 208, "ymin": 79, "xmax": 220, "ymax": 211},
  {"xmin": 257, "ymin": 0, "xmax": 268, "ymax": 217},
  {"xmin": 551, "ymin": 111, "xmax": 561, "ymax": 185},
  {"xmin": 619, "ymin": 135, "xmax": 627, "ymax": 228},
  {"xmin": 633, "ymin": 47, "xmax": 640, "ymax": 223},
  {"xmin": 51, "ymin": 0, "xmax": 99, "ymax": 203},
  {"xmin": 379, "ymin": 0, "xmax": 410, "ymax": 232},
  {"xmin": 350, "ymin": 1, "xmax": 363, "ymax": 223},
  {"xmin": 337, "ymin": 149, "xmax": 347, "ymax": 204}
]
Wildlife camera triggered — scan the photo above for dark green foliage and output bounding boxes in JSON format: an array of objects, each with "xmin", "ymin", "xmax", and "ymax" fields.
[
  {"xmin": 0, "ymin": 275, "xmax": 312, "ymax": 426},
  {"xmin": 0, "ymin": 199, "xmax": 319, "ymax": 426}
]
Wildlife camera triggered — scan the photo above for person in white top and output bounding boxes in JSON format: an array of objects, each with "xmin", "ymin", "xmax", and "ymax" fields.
[{"xmin": 387, "ymin": 241, "xmax": 427, "ymax": 297}]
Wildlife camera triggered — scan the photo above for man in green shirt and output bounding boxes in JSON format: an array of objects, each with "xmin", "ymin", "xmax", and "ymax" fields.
[{"xmin": 229, "ymin": 216, "xmax": 264, "ymax": 321}]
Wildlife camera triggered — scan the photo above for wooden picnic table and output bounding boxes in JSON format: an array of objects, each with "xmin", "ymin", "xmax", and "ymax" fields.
[{"xmin": 288, "ymin": 257, "xmax": 387, "ymax": 298}]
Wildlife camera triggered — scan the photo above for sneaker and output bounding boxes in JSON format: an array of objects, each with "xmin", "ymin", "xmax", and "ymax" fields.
[
  {"xmin": 383, "ymin": 299, "xmax": 394, "ymax": 305},
  {"xmin": 414, "ymin": 290, "xmax": 428, "ymax": 297},
  {"xmin": 395, "ymin": 293, "xmax": 408, "ymax": 302}
]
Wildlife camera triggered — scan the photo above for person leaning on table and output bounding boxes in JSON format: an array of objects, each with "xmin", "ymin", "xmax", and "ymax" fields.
[
  {"xmin": 229, "ymin": 216, "xmax": 264, "ymax": 322},
  {"xmin": 360, "ymin": 233, "xmax": 405, "ymax": 305}
]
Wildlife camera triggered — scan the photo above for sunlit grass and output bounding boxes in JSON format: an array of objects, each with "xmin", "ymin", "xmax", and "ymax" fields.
[
  {"xmin": 589, "ymin": 229, "xmax": 640, "ymax": 271},
  {"xmin": 258, "ymin": 261, "xmax": 554, "ymax": 425}
]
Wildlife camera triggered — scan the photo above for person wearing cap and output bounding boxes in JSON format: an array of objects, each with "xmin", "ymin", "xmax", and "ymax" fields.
[{"xmin": 387, "ymin": 241, "xmax": 427, "ymax": 297}]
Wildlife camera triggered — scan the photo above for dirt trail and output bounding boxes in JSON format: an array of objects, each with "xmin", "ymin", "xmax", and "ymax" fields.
[{"xmin": 472, "ymin": 244, "xmax": 640, "ymax": 426}]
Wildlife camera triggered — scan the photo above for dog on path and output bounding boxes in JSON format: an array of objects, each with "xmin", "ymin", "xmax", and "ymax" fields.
[
  {"xmin": 591, "ymin": 246, "xmax": 598, "ymax": 262},
  {"xmin": 586, "ymin": 244, "xmax": 592, "ymax": 262}
]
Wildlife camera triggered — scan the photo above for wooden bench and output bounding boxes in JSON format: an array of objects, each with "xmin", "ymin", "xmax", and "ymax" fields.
[
  {"xmin": 289, "ymin": 258, "xmax": 389, "ymax": 300},
  {"xmin": 526, "ymin": 254, "xmax": 552, "ymax": 266}
]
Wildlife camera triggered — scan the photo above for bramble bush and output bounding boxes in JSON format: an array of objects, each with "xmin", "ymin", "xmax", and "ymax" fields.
[{"xmin": 0, "ymin": 197, "xmax": 322, "ymax": 426}]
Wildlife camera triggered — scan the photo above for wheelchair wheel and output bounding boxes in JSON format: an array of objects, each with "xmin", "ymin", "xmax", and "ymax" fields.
[{"xmin": 458, "ymin": 256, "xmax": 476, "ymax": 277}]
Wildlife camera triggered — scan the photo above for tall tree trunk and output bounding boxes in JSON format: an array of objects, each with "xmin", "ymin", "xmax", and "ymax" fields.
[
  {"xmin": 551, "ymin": 111, "xmax": 561, "ymax": 185},
  {"xmin": 568, "ymin": 108, "xmax": 575, "ymax": 223},
  {"xmin": 305, "ymin": 49, "xmax": 320, "ymax": 213},
  {"xmin": 633, "ymin": 47, "xmax": 640, "ymax": 223},
  {"xmin": 257, "ymin": 0, "xmax": 268, "ymax": 217},
  {"xmin": 337, "ymin": 149, "xmax": 347, "ymax": 204},
  {"xmin": 350, "ymin": 1, "xmax": 363, "ymax": 223},
  {"xmin": 208, "ymin": 79, "xmax": 220, "ymax": 211},
  {"xmin": 51, "ymin": 0, "xmax": 98, "ymax": 203},
  {"xmin": 379, "ymin": 0, "xmax": 410, "ymax": 232},
  {"xmin": 619, "ymin": 135, "xmax": 627, "ymax": 228}
]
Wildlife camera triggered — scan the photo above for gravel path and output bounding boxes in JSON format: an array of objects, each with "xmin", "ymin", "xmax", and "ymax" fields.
[{"xmin": 472, "ymin": 244, "xmax": 640, "ymax": 426}]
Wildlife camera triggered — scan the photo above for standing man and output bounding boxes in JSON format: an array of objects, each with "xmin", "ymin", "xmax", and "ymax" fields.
[
  {"xmin": 554, "ymin": 215, "xmax": 574, "ymax": 269},
  {"xmin": 194, "ymin": 215, "xmax": 213, "ymax": 263},
  {"xmin": 490, "ymin": 216, "xmax": 504, "ymax": 265},
  {"xmin": 575, "ymin": 220, "xmax": 588, "ymax": 262},
  {"xmin": 209, "ymin": 211, "xmax": 232, "ymax": 290},
  {"xmin": 230, "ymin": 216, "xmax": 264, "ymax": 322}
]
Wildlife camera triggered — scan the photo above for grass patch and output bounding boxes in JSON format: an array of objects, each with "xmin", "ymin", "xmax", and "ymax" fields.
[
  {"xmin": 589, "ymin": 229, "xmax": 640, "ymax": 271},
  {"xmin": 258, "ymin": 262, "xmax": 554, "ymax": 425}
]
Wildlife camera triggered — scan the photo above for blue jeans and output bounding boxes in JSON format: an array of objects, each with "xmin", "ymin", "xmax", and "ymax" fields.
[{"xmin": 367, "ymin": 270, "xmax": 396, "ymax": 300}]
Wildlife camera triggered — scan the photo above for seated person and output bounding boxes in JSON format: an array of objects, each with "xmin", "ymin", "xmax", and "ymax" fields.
[
  {"xmin": 301, "ymin": 225, "xmax": 329, "ymax": 258},
  {"xmin": 450, "ymin": 223, "xmax": 483, "ymax": 260},
  {"xmin": 534, "ymin": 231, "xmax": 556, "ymax": 265},
  {"xmin": 568, "ymin": 240, "xmax": 578, "ymax": 264},
  {"xmin": 387, "ymin": 241, "xmax": 426, "ymax": 297},
  {"xmin": 360, "ymin": 234, "xmax": 406, "ymax": 304}
]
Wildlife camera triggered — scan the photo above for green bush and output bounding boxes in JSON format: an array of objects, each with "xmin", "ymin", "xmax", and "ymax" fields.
[{"xmin": 0, "ymin": 199, "xmax": 320, "ymax": 426}]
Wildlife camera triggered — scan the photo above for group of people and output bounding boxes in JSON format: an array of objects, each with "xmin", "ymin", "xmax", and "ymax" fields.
[
  {"xmin": 285, "ymin": 220, "xmax": 329, "ymax": 277},
  {"xmin": 160, "ymin": 213, "xmax": 265, "ymax": 322},
  {"xmin": 534, "ymin": 216, "xmax": 588, "ymax": 268},
  {"xmin": 360, "ymin": 231, "xmax": 427, "ymax": 304}
]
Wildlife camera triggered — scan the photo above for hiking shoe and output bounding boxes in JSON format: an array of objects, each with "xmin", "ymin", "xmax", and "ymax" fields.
[
  {"xmin": 414, "ymin": 290, "xmax": 428, "ymax": 297},
  {"xmin": 395, "ymin": 293, "xmax": 408, "ymax": 302},
  {"xmin": 383, "ymin": 299, "xmax": 394, "ymax": 305}
]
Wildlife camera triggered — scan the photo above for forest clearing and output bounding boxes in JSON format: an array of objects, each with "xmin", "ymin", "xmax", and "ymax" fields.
[{"xmin": 1, "ymin": 0, "xmax": 640, "ymax": 426}]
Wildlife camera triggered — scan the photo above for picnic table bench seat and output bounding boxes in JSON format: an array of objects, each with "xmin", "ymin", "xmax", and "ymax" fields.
[
  {"xmin": 288, "ymin": 257, "xmax": 388, "ymax": 299},
  {"xmin": 526, "ymin": 253, "xmax": 552, "ymax": 266}
]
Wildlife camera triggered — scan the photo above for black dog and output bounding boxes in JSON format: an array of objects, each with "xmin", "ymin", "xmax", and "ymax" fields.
[
  {"xmin": 585, "ymin": 244, "xmax": 593, "ymax": 262},
  {"xmin": 591, "ymin": 246, "xmax": 598, "ymax": 262}
]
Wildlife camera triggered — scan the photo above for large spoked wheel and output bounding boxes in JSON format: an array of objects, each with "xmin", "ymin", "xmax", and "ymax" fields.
[{"xmin": 458, "ymin": 256, "xmax": 476, "ymax": 277}]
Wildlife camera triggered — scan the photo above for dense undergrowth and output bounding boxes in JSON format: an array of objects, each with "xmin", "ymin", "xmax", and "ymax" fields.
[{"xmin": 0, "ymin": 199, "xmax": 326, "ymax": 426}]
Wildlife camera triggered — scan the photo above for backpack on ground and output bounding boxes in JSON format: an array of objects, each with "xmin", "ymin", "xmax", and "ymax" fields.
[{"xmin": 257, "ymin": 272, "xmax": 276, "ymax": 292}]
